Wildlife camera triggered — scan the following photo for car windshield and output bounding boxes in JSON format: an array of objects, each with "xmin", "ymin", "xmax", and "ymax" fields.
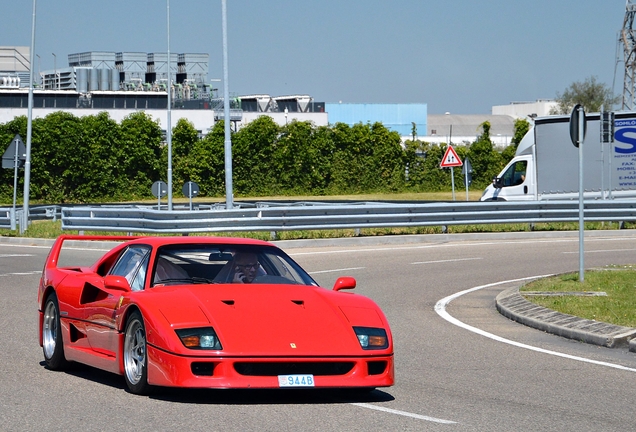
[{"xmin": 151, "ymin": 244, "xmax": 318, "ymax": 287}]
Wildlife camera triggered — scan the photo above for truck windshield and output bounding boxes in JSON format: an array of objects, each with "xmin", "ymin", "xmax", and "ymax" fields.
[{"xmin": 500, "ymin": 160, "xmax": 527, "ymax": 187}]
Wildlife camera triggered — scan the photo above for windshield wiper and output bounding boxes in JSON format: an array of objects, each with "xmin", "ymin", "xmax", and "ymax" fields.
[
  {"xmin": 155, "ymin": 277, "xmax": 218, "ymax": 285},
  {"xmin": 191, "ymin": 276, "xmax": 218, "ymax": 284}
]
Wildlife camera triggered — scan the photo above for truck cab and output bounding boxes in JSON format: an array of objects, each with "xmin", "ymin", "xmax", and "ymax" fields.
[{"xmin": 481, "ymin": 155, "xmax": 534, "ymax": 201}]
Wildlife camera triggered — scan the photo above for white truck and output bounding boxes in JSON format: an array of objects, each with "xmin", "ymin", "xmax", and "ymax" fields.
[{"xmin": 480, "ymin": 112, "xmax": 636, "ymax": 201}]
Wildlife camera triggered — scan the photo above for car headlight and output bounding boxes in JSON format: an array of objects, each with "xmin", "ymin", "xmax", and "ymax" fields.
[
  {"xmin": 353, "ymin": 326, "xmax": 388, "ymax": 350},
  {"xmin": 175, "ymin": 327, "xmax": 222, "ymax": 350}
]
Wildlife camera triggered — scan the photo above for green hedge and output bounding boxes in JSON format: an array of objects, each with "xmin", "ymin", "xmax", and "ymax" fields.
[{"xmin": 0, "ymin": 112, "xmax": 524, "ymax": 203}]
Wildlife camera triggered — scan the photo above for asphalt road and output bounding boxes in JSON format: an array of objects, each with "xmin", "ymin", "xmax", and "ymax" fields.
[{"xmin": 1, "ymin": 232, "xmax": 636, "ymax": 431}]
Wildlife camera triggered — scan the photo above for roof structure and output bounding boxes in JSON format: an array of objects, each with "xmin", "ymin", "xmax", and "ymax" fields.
[{"xmin": 427, "ymin": 114, "xmax": 515, "ymax": 137}]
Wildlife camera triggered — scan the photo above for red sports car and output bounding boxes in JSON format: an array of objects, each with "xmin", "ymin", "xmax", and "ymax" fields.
[{"xmin": 38, "ymin": 235, "xmax": 394, "ymax": 394}]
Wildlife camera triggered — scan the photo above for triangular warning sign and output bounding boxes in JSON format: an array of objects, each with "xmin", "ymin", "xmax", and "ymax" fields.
[{"xmin": 440, "ymin": 145, "xmax": 463, "ymax": 168}]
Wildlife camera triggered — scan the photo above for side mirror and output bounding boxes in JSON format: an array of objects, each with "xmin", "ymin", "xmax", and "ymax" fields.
[
  {"xmin": 492, "ymin": 177, "xmax": 504, "ymax": 189},
  {"xmin": 104, "ymin": 275, "xmax": 132, "ymax": 292},
  {"xmin": 333, "ymin": 276, "xmax": 356, "ymax": 291}
]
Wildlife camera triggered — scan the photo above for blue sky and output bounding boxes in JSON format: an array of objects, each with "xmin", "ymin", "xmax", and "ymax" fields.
[{"xmin": 3, "ymin": 0, "xmax": 627, "ymax": 114}]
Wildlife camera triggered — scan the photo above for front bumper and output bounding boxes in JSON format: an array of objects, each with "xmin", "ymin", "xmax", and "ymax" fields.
[{"xmin": 147, "ymin": 345, "xmax": 394, "ymax": 389}]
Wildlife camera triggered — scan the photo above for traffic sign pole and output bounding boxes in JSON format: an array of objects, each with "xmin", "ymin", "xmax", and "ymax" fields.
[
  {"xmin": 3, "ymin": 135, "xmax": 27, "ymax": 231},
  {"xmin": 464, "ymin": 171, "xmax": 469, "ymax": 201},
  {"xmin": 462, "ymin": 158, "xmax": 473, "ymax": 202},
  {"xmin": 450, "ymin": 167, "xmax": 455, "ymax": 201},
  {"xmin": 578, "ymin": 106, "xmax": 585, "ymax": 282},
  {"xmin": 440, "ymin": 145, "xmax": 463, "ymax": 202},
  {"xmin": 12, "ymin": 137, "xmax": 19, "ymax": 220},
  {"xmin": 570, "ymin": 104, "xmax": 586, "ymax": 283}
]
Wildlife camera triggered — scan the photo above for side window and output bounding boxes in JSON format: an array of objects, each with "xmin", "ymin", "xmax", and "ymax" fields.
[
  {"xmin": 130, "ymin": 253, "xmax": 150, "ymax": 291},
  {"xmin": 267, "ymin": 254, "xmax": 301, "ymax": 280},
  {"xmin": 261, "ymin": 251, "xmax": 319, "ymax": 286},
  {"xmin": 501, "ymin": 161, "xmax": 527, "ymax": 187},
  {"xmin": 109, "ymin": 246, "xmax": 151, "ymax": 291}
]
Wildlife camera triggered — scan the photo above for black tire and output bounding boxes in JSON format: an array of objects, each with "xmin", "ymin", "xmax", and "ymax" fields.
[
  {"xmin": 123, "ymin": 310, "xmax": 151, "ymax": 395},
  {"xmin": 42, "ymin": 292, "xmax": 68, "ymax": 370}
]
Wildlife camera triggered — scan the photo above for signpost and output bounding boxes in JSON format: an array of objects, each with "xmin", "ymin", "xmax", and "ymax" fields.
[
  {"xmin": 440, "ymin": 145, "xmax": 463, "ymax": 201},
  {"xmin": 462, "ymin": 158, "xmax": 473, "ymax": 201},
  {"xmin": 182, "ymin": 181, "xmax": 200, "ymax": 210},
  {"xmin": 569, "ymin": 104, "xmax": 586, "ymax": 282},
  {"xmin": 152, "ymin": 181, "xmax": 168, "ymax": 209},
  {"xmin": 2, "ymin": 135, "xmax": 27, "ymax": 230},
  {"xmin": 600, "ymin": 109, "xmax": 615, "ymax": 199}
]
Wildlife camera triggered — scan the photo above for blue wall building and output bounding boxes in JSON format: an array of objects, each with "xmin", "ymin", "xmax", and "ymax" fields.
[{"xmin": 325, "ymin": 103, "xmax": 427, "ymax": 137}]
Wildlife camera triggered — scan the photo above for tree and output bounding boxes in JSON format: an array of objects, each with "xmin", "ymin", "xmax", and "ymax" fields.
[
  {"xmin": 185, "ymin": 121, "xmax": 226, "ymax": 197},
  {"xmin": 0, "ymin": 115, "xmax": 28, "ymax": 200},
  {"xmin": 118, "ymin": 112, "xmax": 164, "ymax": 198},
  {"xmin": 232, "ymin": 116, "xmax": 279, "ymax": 195},
  {"xmin": 77, "ymin": 112, "xmax": 122, "ymax": 201},
  {"xmin": 551, "ymin": 76, "xmax": 620, "ymax": 114},
  {"xmin": 467, "ymin": 121, "xmax": 504, "ymax": 187},
  {"xmin": 273, "ymin": 120, "xmax": 332, "ymax": 194},
  {"xmin": 30, "ymin": 111, "xmax": 84, "ymax": 202},
  {"xmin": 511, "ymin": 118, "xmax": 530, "ymax": 148},
  {"xmin": 501, "ymin": 118, "xmax": 531, "ymax": 164},
  {"xmin": 170, "ymin": 118, "xmax": 200, "ymax": 192}
]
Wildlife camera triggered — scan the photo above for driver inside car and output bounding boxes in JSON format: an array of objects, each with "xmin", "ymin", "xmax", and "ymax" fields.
[{"xmin": 232, "ymin": 252, "xmax": 264, "ymax": 283}]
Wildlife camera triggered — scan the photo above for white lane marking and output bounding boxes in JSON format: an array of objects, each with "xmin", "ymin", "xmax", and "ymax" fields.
[
  {"xmin": 435, "ymin": 276, "xmax": 636, "ymax": 373},
  {"xmin": 351, "ymin": 402, "xmax": 457, "ymax": 424},
  {"xmin": 0, "ymin": 271, "xmax": 41, "ymax": 276},
  {"xmin": 288, "ymin": 236, "xmax": 635, "ymax": 256},
  {"xmin": 309, "ymin": 267, "xmax": 365, "ymax": 274},
  {"xmin": 291, "ymin": 241, "xmax": 523, "ymax": 256},
  {"xmin": 412, "ymin": 257, "xmax": 482, "ymax": 265},
  {"xmin": 0, "ymin": 254, "xmax": 34, "ymax": 257},
  {"xmin": 0, "ymin": 243, "xmax": 110, "ymax": 252},
  {"xmin": 0, "ymin": 244, "xmax": 52, "ymax": 249},
  {"xmin": 563, "ymin": 248, "xmax": 636, "ymax": 254}
]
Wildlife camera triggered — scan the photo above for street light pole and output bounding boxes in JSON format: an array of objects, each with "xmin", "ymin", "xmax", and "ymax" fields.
[
  {"xmin": 52, "ymin": 52, "xmax": 56, "ymax": 89},
  {"xmin": 166, "ymin": 0, "xmax": 173, "ymax": 210},
  {"xmin": 35, "ymin": 54, "xmax": 40, "ymax": 86},
  {"xmin": 23, "ymin": 0, "xmax": 37, "ymax": 233},
  {"xmin": 222, "ymin": 0, "xmax": 233, "ymax": 209}
]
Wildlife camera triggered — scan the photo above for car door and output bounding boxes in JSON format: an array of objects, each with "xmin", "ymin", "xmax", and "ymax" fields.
[
  {"xmin": 83, "ymin": 245, "xmax": 151, "ymax": 356},
  {"xmin": 496, "ymin": 159, "xmax": 531, "ymax": 200}
]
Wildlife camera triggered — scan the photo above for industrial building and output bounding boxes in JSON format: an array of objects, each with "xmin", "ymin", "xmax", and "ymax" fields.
[
  {"xmin": 425, "ymin": 114, "xmax": 516, "ymax": 148},
  {"xmin": 325, "ymin": 103, "xmax": 427, "ymax": 138},
  {"xmin": 0, "ymin": 47, "xmax": 332, "ymax": 134},
  {"xmin": 0, "ymin": 46, "xmax": 517, "ymax": 145}
]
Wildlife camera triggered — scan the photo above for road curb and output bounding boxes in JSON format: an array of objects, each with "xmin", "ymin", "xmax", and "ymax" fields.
[{"xmin": 496, "ymin": 286, "xmax": 636, "ymax": 349}]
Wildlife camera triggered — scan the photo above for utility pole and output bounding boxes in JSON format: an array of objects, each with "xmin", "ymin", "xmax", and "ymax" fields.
[{"xmin": 621, "ymin": 0, "xmax": 636, "ymax": 110}]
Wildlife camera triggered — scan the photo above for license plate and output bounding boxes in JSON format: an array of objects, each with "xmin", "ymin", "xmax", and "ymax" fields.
[{"xmin": 278, "ymin": 374, "xmax": 315, "ymax": 387}]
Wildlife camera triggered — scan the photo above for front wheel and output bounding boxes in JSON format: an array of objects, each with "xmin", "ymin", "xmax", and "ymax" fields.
[
  {"xmin": 42, "ymin": 292, "xmax": 68, "ymax": 370},
  {"xmin": 123, "ymin": 310, "xmax": 151, "ymax": 395}
]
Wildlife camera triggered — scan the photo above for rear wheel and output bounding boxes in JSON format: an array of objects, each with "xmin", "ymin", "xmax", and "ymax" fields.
[
  {"xmin": 123, "ymin": 310, "xmax": 151, "ymax": 395},
  {"xmin": 42, "ymin": 292, "xmax": 68, "ymax": 370}
]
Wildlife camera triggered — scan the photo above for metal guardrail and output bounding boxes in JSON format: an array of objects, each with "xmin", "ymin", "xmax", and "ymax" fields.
[
  {"xmin": 0, "ymin": 208, "xmax": 15, "ymax": 230},
  {"xmin": 59, "ymin": 200, "xmax": 636, "ymax": 234},
  {"xmin": 0, "ymin": 205, "xmax": 61, "ymax": 230}
]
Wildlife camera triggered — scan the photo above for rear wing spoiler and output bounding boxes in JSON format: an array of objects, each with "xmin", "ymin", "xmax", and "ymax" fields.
[{"xmin": 45, "ymin": 235, "xmax": 142, "ymax": 269}]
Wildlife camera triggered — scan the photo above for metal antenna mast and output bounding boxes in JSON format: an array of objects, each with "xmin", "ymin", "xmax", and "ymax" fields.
[{"xmin": 622, "ymin": 0, "xmax": 636, "ymax": 110}]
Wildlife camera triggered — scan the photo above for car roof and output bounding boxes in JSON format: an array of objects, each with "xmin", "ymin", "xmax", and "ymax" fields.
[{"xmin": 121, "ymin": 236, "xmax": 274, "ymax": 248}]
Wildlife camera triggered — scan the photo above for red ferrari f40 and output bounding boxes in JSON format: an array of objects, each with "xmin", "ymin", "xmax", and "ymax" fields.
[{"xmin": 38, "ymin": 235, "xmax": 394, "ymax": 394}]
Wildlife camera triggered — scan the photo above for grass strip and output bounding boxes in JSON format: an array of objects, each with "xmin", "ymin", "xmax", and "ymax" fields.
[
  {"xmin": 520, "ymin": 267, "xmax": 636, "ymax": 328},
  {"xmin": 0, "ymin": 219, "xmax": 633, "ymax": 240}
]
